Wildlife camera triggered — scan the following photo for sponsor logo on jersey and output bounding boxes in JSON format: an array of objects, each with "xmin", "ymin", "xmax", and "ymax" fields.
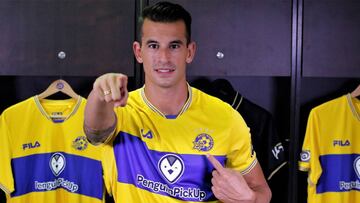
[
  {"xmin": 354, "ymin": 156, "xmax": 360, "ymax": 179},
  {"xmin": 333, "ymin": 139, "xmax": 350, "ymax": 147},
  {"xmin": 141, "ymin": 129, "xmax": 153, "ymax": 139},
  {"xmin": 50, "ymin": 153, "xmax": 66, "ymax": 176},
  {"xmin": 135, "ymin": 154, "xmax": 207, "ymax": 201},
  {"xmin": 35, "ymin": 152, "xmax": 79, "ymax": 193},
  {"xmin": 136, "ymin": 174, "xmax": 206, "ymax": 201},
  {"xmin": 35, "ymin": 178, "xmax": 78, "ymax": 193},
  {"xmin": 158, "ymin": 154, "xmax": 185, "ymax": 184},
  {"xmin": 300, "ymin": 150, "xmax": 310, "ymax": 162},
  {"xmin": 272, "ymin": 143, "xmax": 284, "ymax": 160},
  {"xmin": 339, "ymin": 158, "xmax": 360, "ymax": 191},
  {"xmin": 193, "ymin": 133, "xmax": 214, "ymax": 152},
  {"xmin": 72, "ymin": 136, "xmax": 88, "ymax": 151},
  {"xmin": 22, "ymin": 141, "xmax": 40, "ymax": 150}
]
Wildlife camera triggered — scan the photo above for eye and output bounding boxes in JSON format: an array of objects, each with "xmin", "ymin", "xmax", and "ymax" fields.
[
  {"xmin": 148, "ymin": 43, "xmax": 159, "ymax": 49},
  {"xmin": 169, "ymin": 44, "xmax": 180, "ymax": 49}
]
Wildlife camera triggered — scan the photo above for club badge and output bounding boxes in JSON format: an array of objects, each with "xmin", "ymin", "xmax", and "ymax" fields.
[
  {"xmin": 193, "ymin": 133, "xmax": 214, "ymax": 152},
  {"xmin": 158, "ymin": 154, "xmax": 185, "ymax": 184},
  {"xmin": 72, "ymin": 136, "xmax": 88, "ymax": 151}
]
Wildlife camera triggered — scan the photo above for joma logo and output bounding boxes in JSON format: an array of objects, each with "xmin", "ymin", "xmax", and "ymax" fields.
[{"xmin": 141, "ymin": 129, "xmax": 153, "ymax": 139}]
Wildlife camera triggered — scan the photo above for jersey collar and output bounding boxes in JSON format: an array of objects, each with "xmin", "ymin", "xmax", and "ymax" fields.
[
  {"xmin": 34, "ymin": 95, "xmax": 82, "ymax": 123},
  {"xmin": 347, "ymin": 93, "xmax": 360, "ymax": 121},
  {"xmin": 140, "ymin": 84, "xmax": 192, "ymax": 119}
]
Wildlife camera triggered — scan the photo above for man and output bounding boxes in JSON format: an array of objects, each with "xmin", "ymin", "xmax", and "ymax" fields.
[{"xmin": 84, "ymin": 1, "xmax": 271, "ymax": 202}]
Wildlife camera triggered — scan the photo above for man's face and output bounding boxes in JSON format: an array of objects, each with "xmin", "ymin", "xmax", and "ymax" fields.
[{"xmin": 133, "ymin": 19, "xmax": 195, "ymax": 89}]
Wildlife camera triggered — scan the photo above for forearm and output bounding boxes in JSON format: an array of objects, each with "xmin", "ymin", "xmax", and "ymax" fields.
[
  {"xmin": 241, "ymin": 163, "xmax": 271, "ymax": 203},
  {"xmin": 84, "ymin": 90, "xmax": 116, "ymax": 145},
  {"xmin": 252, "ymin": 184, "xmax": 272, "ymax": 203}
]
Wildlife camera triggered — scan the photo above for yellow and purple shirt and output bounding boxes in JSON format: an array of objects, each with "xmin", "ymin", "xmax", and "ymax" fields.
[
  {"xmin": 0, "ymin": 96, "xmax": 105, "ymax": 203},
  {"xmin": 102, "ymin": 86, "xmax": 257, "ymax": 202}
]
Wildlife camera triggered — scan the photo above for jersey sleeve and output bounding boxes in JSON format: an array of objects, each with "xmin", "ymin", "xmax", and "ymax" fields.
[
  {"xmin": 102, "ymin": 107, "xmax": 124, "ymax": 145},
  {"xmin": 226, "ymin": 110, "xmax": 257, "ymax": 175},
  {"xmin": 101, "ymin": 144, "xmax": 113, "ymax": 196},
  {"xmin": 0, "ymin": 114, "xmax": 15, "ymax": 194},
  {"xmin": 298, "ymin": 109, "xmax": 322, "ymax": 186}
]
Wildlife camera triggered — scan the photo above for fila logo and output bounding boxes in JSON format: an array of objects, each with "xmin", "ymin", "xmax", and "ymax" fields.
[
  {"xmin": 23, "ymin": 141, "xmax": 40, "ymax": 150},
  {"xmin": 333, "ymin": 140, "xmax": 350, "ymax": 147},
  {"xmin": 141, "ymin": 129, "xmax": 153, "ymax": 139}
]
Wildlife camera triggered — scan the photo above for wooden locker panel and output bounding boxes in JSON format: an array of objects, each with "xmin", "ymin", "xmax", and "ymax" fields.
[
  {"xmin": 57, "ymin": 0, "xmax": 135, "ymax": 76},
  {"xmin": 149, "ymin": 0, "xmax": 291, "ymax": 76},
  {"xmin": 0, "ymin": 0, "xmax": 135, "ymax": 76},
  {"xmin": 303, "ymin": 0, "xmax": 360, "ymax": 77},
  {"xmin": 0, "ymin": 1, "xmax": 57, "ymax": 75}
]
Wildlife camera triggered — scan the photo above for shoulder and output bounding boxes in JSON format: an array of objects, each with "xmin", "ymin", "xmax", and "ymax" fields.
[
  {"xmin": 310, "ymin": 94, "xmax": 347, "ymax": 116},
  {"xmin": 125, "ymin": 88, "xmax": 142, "ymax": 106},
  {"xmin": 1, "ymin": 97, "xmax": 34, "ymax": 116},
  {"xmin": 191, "ymin": 87, "xmax": 239, "ymax": 118}
]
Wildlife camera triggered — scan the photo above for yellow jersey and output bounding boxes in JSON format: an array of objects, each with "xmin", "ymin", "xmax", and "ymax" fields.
[
  {"xmin": 102, "ymin": 86, "xmax": 257, "ymax": 202},
  {"xmin": 299, "ymin": 94, "xmax": 360, "ymax": 202},
  {"xmin": 0, "ymin": 96, "xmax": 105, "ymax": 203}
]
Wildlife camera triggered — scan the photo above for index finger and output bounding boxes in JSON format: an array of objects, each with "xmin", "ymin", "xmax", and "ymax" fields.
[
  {"xmin": 117, "ymin": 76, "xmax": 128, "ymax": 106},
  {"xmin": 110, "ymin": 74, "xmax": 127, "ymax": 101},
  {"xmin": 206, "ymin": 154, "xmax": 225, "ymax": 174}
]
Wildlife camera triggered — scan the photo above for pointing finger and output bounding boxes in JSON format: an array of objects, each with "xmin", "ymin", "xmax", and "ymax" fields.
[
  {"xmin": 119, "ymin": 86, "xmax": 128, "ymax": 107},
  {"xmin": 109, "ymin": 76, "xmax": 121, "ymax": 101},
  {"xmin": 207, "ymin": 154, "xmax": 225, "ymax": 174},
  {"xmin": 116, "ymin": 76, "xmax": 128, "ymax": 107}
]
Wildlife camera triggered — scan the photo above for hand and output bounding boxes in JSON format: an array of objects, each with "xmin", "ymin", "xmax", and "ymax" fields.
[
  {"xmin": 207, "ymin": 154, "xmax": 256, "ymax": 203},
  {"xmin": 93, "ymin": 73, "xmax": 128, "ymax": 107}
]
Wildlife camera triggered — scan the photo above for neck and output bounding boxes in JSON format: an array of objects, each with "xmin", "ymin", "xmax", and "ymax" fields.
[{"xmin": 144, "ymin": 83, "xmax": 189, "ymax": 116}]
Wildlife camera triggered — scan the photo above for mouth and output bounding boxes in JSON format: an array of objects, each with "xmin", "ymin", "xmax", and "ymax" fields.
[{"xmin": 155, "ymin": 68, "xmax": 175, "ymax": 73}]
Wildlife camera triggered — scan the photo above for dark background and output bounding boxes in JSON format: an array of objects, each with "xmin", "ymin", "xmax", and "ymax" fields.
[{"xmin": 0, "ymin": 1, "xmax": 359, "ymax": 203}]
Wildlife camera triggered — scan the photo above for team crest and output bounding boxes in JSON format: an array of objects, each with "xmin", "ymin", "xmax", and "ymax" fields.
[
  {"xmin": 158, "ymin": 154, "xmax": 185, "ymax": 184},
  {"xmin": 50, "ymin": 153, "xmax": 66, "ymax": 176},
  {"xmin": 193, "ymin": 133, "xmax": 214, "ymax": 152},
  {"xmin": 354, "ymin": 156, "xmax": 360, "ymax": 179},
  {"xmin": 72, "ymin": 136, "xmax": 88, "ymax": 151}
]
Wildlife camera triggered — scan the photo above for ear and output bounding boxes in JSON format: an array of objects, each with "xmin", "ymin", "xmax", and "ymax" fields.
[
  {"xmin": 186, "ymin": 41, "xmax": 196, "ymax": 64},
  {"xmin": 133, "ymin": 41, "xmax": 143, "ymax": 63}
]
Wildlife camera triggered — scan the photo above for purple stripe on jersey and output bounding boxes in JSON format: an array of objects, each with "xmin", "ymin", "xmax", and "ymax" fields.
[
  {"xmin": 113, "ymin": 131, "xmax": 227, "ymax": 202},
  {"xmin": 317, "ymin": 154, "xmax": 360, "ymax": 193},
  {"xmin": 11, "ymin": 152, "xmax": 103, "ymax": 199}
]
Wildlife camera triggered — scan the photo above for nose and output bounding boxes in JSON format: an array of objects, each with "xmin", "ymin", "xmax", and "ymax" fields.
[{"xmin": 158, "ymin": 47, "xmax": 170, "ymax": 62}]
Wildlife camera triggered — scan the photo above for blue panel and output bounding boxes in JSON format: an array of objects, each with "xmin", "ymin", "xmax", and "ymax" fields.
[
  {"xmin": 11, "ymin": 152, "xmax": 103, "ymax": 199},
  {"xmin": 113, "ymin": 131, "xmax": 227, "ymax": 202},
  {"xmin": 317, "ymin": 154, "xmax": 360, "ymax": 193}
]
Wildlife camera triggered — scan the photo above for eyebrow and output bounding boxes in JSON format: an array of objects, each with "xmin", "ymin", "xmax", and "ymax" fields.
[
  {"xmin": 170, "ymin": 40, "xmax": 184, "ymax": 45},
  {"xmin": 146, "ymin": 40, "xmax": 158, "ymax": 45},
  {"xmin": 145, "ymin": 39, "xmax": 184, "ymax": 45}
]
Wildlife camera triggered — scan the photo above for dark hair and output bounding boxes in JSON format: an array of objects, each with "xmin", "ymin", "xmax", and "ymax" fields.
[{"xmin": 139, "ymin": 1, "xmax": 192, "ymax": 44}]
